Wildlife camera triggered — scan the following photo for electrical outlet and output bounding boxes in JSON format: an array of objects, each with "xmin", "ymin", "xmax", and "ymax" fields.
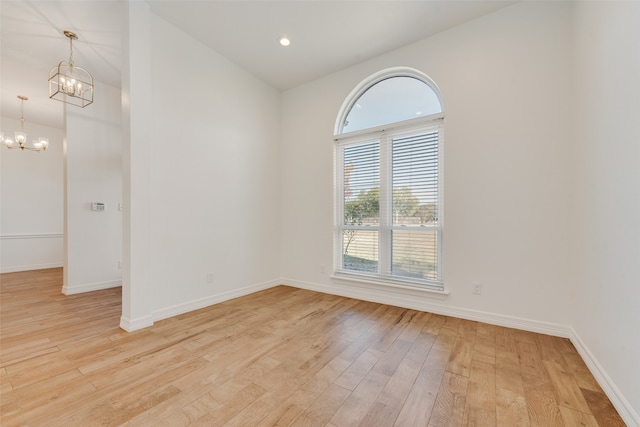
[
  {"xmin": 207, "ymin": 272, "xmax": 214, "ymax": 284},
  {"xmin": 472, "ymin": 282, "xmax": 482, "ymax": 295},
  {"xmin": 320, "ymin": 265, "xmax": 325, "ymax": 274},
  {"xmin": 117, "ymin": 260, "xmax": 122, "ymax": 269}
]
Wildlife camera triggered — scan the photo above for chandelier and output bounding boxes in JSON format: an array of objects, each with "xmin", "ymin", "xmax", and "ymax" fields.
[
  {"xmin": 48, "ymin": 30, "xmax": 94, "ymax": 108},
  {"xmin": 1, "ymin": 96, "xmax": 49, "ymax": 152}
]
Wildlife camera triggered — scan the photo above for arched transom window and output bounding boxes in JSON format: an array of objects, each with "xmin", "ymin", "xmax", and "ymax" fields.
[{"xmin": 334, "ymin": 67, "xmax": 445, "ymax": 290}]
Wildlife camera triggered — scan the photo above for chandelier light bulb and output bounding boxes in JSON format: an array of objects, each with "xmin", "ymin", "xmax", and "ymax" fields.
[
  {"xmin": 33, "ymin": 138, "xmax": 49, "ymax": 150},
  {"xmin": 15, "ymin": 132, "xmax": 27, "ymax": 144}
]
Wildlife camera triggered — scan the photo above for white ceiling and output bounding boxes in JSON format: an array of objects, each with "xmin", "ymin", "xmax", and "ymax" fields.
[{"xmin": 1, "ymin": 0, "xmax": 515, "ymax": 129}]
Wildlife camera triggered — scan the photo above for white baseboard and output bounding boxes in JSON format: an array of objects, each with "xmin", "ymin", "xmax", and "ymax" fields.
[
  {"xmin": 282, "ymin": 278, "xmax": 571, "ymax": 338},
  {"xmin": 282, "ymin": 277, "xmax": 638, "ymax": 427},
  {"xmin": 0, "ymin": 233, "xmax": 64, "ymax": 240},
  {"xmin": 62, "ymin": 279, "xmax": 121, "ymax": 295},
  {"xmin": 118, "ymin": 278, "xmax": 280, "ymax": 332},
  {"xmin": 569, "ymin": 329, "xmax": 640, "ymax": 427},
  {"xmin": 152, "ymin": 278, "xmax": 281, "ymax": 323},
  {"xmin": 1, "ymin": 262, "xmax": 63, "ymax": 274},
  {"xmin": 120, "ymin": 314, "xmax": 154, "ymax": 332},
  {"xmin": 109, "ymin": 275, "xmax": 640, "ymax": 425}
]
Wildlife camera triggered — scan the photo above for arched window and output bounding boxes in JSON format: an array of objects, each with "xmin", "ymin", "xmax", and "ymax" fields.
[{"xmin": 334, "ymin": 67, "xmax": 444, "ymax": 290}]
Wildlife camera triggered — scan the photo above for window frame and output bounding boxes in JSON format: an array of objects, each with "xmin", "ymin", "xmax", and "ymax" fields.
[
  {"xmin": 334, "ymin": 67, "xmax": 444, "ymax": 136},
  {"xmin": 333, "ymin": 68, "xmax": 445, "ymax": 292}
]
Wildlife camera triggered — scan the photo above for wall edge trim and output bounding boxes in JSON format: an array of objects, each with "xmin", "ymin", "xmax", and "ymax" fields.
[
  {"xmin": 1, "ymin": 262, "xmax": 63, "ymax": 274},
  {"xmin": 151, "ymin": 278, "xmax": 281, "ymax": 323},
  {"xmin": 282, "ymin": 277, "xmax": 570, "ymax": 337},
  {"xmin": 282, "ymin": 277, "xmax": 638, "ymax": 425},
  {"xmin": 569, "ymin": 328, "xmax": 640, "ymax": 427},
  {"xmin": 120, "ymin": 314, "xmax": 154, "ymax": 332},
  {"xmin": 62, "ymin": 279, "xmax": 121, "ymax": 295},
  {"xmin": 0, "ymin": 233, "xmax": 64, "ymax": 240}
]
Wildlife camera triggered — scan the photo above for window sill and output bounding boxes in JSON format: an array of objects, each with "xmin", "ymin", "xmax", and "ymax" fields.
[{"xmin": 330, "ymin": 273, "xmax": 449, "ymax": 300}]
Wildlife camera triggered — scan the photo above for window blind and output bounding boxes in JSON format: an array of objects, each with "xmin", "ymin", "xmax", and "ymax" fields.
[
  {"xmin": 390, "ymin": 130, "xmax": 440, "ymax": 282},
  {"xmin": 342, "ymin": 140, "xmax": 380, "ymax": 273},
  {"xmin": 336, "ymin": 123, "xmax": 443, "ymax": 289}
]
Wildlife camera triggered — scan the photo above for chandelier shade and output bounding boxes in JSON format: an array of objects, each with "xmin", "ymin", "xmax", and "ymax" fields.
[
  {"xmin": 48, "ymin": 30, "xmax": 94, "ymax": 108},
  {"xmin": 1, "ymin": 96, "xmax": 49, "ymax": 152}
]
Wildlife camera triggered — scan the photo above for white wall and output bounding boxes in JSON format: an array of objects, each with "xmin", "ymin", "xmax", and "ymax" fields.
[
  {"xmin": 120, "ymin": 0, "xmax": 155, "ymax": 331},
  {"xmin": 572, "ymin": 2, "xmax": 640, "ymax": 423},
  {"xmin": 0, "ymin": 117, "xmax": 64, "ymax": 273},
  {"xmin": 121, "ymin": 4, "xmax": 281, "ymax": 327},
  {"xmin": 64, "ymin": 81, "xmax": 122, "ymax": 294},
  {"xmin": 280, "ymin": 2, "xmax": 573, "ymax": 331}
]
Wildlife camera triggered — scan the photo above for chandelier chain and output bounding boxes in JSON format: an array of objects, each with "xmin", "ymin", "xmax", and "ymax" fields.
[
  {"xmin": 69, "ymin": 34, "xmax": 74, "ymax": 67},
  {"xmin": 20, "ymin": 100, "xmax": 25, "ymax": 132}
]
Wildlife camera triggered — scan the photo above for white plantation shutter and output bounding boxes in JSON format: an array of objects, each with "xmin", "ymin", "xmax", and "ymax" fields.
[
  {"xmin": 390, "ymin": 128, "xmax": 441, "ymax": 284},
  {"xmin": 340, "ymin": 140, "xmax": 380, "ymax": 273},
  {"xmin": 335, "ymin": 119, "xmax": 443, "ymax": 290}
]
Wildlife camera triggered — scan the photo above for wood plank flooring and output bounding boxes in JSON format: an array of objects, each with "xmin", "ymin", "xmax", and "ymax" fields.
[{"xmin": 0, "ymin": 268, "xmax": 625, "ymax": 426}]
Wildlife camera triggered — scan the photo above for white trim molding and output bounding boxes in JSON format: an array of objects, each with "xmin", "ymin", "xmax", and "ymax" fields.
[
  {"xmin": 569, "ymin": 328, "xmax": 640, "ymax": 427},
  {"xmin": 62, "ymin": 279, "xmax": 121, "ymax": 295},
  {"xmin": 1, "ymin": 262, "xmax": 63, "ymax": 274},
  {"xmin": 117, "ymin": 278, "xmax": 281, "ymax": 333},
  {"xmin": 331, "ymin": 274, "xmax": 449, "ymax": 300},
  {"xmin": 285, "ymin": 278, "xmax": 570, "ymax": 338},
  {"xmin": 282, "ymin": 277, "xmax": 639, "ymax": 426},
  {"xmin": 108, "ymin": 274, "xmax": 640, "ymax": 425},
  {"xmin": 1, "ymin": 233, "xmax": 64, "ymax": 273},
  {"xmin": 152, "ymin": 278, "xmax": 281, "ymax": 323},
  {"xmin": 120, "ymin": 314, "xmax": 154, "ymax": 332},
  {"xmin": 0, "ymin": 233, "xmax": 64, "ymax": 240}
]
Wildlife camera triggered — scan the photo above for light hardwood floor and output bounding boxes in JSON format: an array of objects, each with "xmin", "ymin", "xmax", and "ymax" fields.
[{"xmin": 0, "ymin": 268, "xmax": 625, "ymax": 426}]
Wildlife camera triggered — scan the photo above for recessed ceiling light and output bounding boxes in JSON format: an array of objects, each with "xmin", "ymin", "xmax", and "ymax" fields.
[{"xmin": 279, "ymin": 36, "xmax": 291, "ymax": 47}]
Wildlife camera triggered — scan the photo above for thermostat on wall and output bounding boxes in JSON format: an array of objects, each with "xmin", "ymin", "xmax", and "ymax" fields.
[{"xmin": 91, "ymin": 202, "xmax": 105, "ymax": 211}]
